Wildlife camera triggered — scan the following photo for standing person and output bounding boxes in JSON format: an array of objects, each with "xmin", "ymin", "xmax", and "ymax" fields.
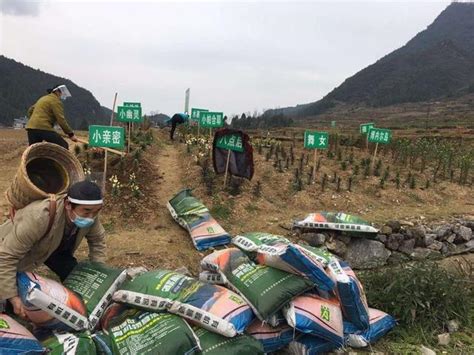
[
  {"xmin": 0, "ymin": 180, "xmax": 106, "ymax": 319},
  {"xmin": 26, "ymin": 84, "xmax": 78, "ymax": 149},
  {"xmin": 167, "ymin": 113, "xmax": 189, "ymax": 140}
]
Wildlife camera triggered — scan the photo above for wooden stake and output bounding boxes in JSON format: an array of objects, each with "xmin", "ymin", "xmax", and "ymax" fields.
[
  {"xmin": 312, "ymin": 149, "xmax": 317, "ymax": 183},
  {"xmin": 366, "ymin": 134, "xmax": 369, "ymax": 151},
  {"xmin": 103, "ymin": 92, "xmax": 117, "ymax": 193},
  {"xmin": 371, "ymin": 142, "xmax": 379, "ymax": 170},
  {"xmin": 223, "ymin": 149, "xmax": 231, "ymax": 188},
  {"xmin": 127, "ymin": 122, "xmax": 131, "ymax": 154}
]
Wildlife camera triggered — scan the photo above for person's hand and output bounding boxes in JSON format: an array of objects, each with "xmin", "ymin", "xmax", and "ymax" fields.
[
  {"xmin": 70, "ymin": 134, "xmax": 78, "ymax": 142},
  {"xmin": 8, "ymin": 296, "xmax": 28, "ymax": 320}
]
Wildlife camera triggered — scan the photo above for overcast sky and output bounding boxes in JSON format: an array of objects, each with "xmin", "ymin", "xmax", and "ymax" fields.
[{"xmin": 1, "ymin": 0, "xmax": 451, "ymax": 117}]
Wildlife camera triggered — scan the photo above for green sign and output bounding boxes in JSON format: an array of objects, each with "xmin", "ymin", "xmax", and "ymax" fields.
[
  {"xmin": 304, "ymin": 131, "xmax": 329, "ymax": 149},
  {"xmin": 216, "ymin": 133, "xmax": 244, "ymax": 152},
  {"xmin": 116, "ymin": 105, "xmax": 143, "ymax": 123},
  {"xmin": 200, "ymin": 111, "xmax": 224, "ymax": 128},
  {"xmin": 190, "ymin": 108, "xmax": 209, "ymax": 121},
  {"xmin": 123, "ymin": 102, "xmax": 141, "ymax": 108},
  {"xmin": 368, "ymin": 127, "xmax": 392, "ymax": 144},
  {"xmin": 89, "ymin": 125, "xmax": 125, "ymax": 149},
  {"xmin": 360, "ymin": 122, "xmax": 375, "ymax": 134}
]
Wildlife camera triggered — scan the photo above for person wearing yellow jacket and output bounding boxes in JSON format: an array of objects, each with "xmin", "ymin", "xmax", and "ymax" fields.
[
  {"xmin": 26, "ymin": 84, "xmax": 78, "ymax": 149},
  {"xmin": 0, "ymin": 181, "xmax": 106, "ymax": 319}
]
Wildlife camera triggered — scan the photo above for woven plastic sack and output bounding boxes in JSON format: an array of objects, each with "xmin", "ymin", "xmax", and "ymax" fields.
[
  {"xmin": 293, "ymin": 212, "xmax": 379, "ymax": 235},
  {"xmin": 41, "ymin": 331, "xmax": 96, "ymax": 355},
  {"xmin": 199, "ymin": 271, "xmax": 225, "ymax": 285},
  {"xmin": 167, "ymin": 189, "xmax": 231, "ymax": 250},
  {"xmin": 288, "ymin": 333, "xmax": 338, "ymax": 355},
  {"xmin": 233, "ymin": 232, "xmax": 335, "ymax": 291},
  {"xmin": 201, "ymin": 248, "xmax": 313, "ymax": 320},
  {"xmin": 16, "ymin": 272, "xmax": 88, "ymax": 331},
  {"xmin": 104, "ymin": 309, "xmax": 201, "ymax": 354},
  {"xmin": 194, "ymin": 326, "xmax": 264, "ymax": 355},
  {"xmin": 113, "ymin": 269, "xmax": 254, "ymax": 337},
  {"xmin": 344, "ymin": 308, "xmax": 396, "ymax": 348},
  {"xmin": 245, "ymin": 320, "xmax": 294, "ymax": 353},
  {"xmin": 283, "ymin": 294, "xmax": 344, "ymax": 347},
  {"xmin": 63, "ymin": 261, "xmax": 127, "ymax": 330},
  {"xmin": 327, "ymin": 259, "xmax": 369, "ymax": 330},
  {"xmin": 0, "ymin": 314, "xmax": 44, "ymax": 354}
]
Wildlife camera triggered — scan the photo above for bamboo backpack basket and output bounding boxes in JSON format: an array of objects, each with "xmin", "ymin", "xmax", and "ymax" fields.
[{"xmin": 5, "ymin": 142, "xmax": 85, "ymax": 215}]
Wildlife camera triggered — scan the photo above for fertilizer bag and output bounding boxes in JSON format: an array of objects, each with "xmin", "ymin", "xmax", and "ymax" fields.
[
  {"xmin": 199, "ymin": 271, "xmax": 226, "ymax": 285},
  {"xmin": 283, "ymin": 294, "xmax": 344, "ymax": 347},
  {"xmin": 104, "ymin": 309, "xmax": 200, "ymax": 355},
  {"xmin": 41, "ymin": 331, "xmax": 96, "ymax": 355},
  {"xmin": 327, "ymin": 259, "xmax": 370, "ymax": 330},
  {"xmin": 113, "ymin": 269, "xmax": 254, "ymax": 337},
  {"xmin": 63, "ymin": 261, "xmax": 127, "ymax": 330},
  {"xmin": 233, "ymin": 233, "xmax": 335, "ymax": 291},
  {"xmin": 16, "ymin": 272, "xmax": 88, "ymax": 331},
  {"xmin": 0, "ymin": 314, "xmax": 44, "ymax": 354},
  {"xmin": 194, "ymin": 326, "xmax": 264, "ymax": 355},
  {"xmin": 344, "ymin": 308, "xmax": 396, "ymax": 348},
  {"xmin": 167, "ymin": 189, "xmax": 231, "ymax": 250},
  {"xmin": 288, "ymin": 334, "xmax": 338, "ymax": 355},
  {"xmin": 245, "ymin": 320, "xmax": 294, "ymax": 353},
  {"xmin": 201, "ymin": 248, "xmax": 314, "ymax": 320}
]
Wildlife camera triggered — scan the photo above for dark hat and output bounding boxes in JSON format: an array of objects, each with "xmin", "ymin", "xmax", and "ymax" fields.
[{"xmin": 67, "ymin": 180, "xmax": 103, "ymax": 205}]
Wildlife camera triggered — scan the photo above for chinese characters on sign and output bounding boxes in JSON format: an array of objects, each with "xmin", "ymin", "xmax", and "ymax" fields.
[
  {"xmin": 116, "ymin": 105, "xmax": 143, "ymax": 123},
  {"xmin": 216, "ymin": 133, "xmax": 244, "ymax": 152},
  {"xmin": 367, "ymin": 128, "xmax": 392, "ymax": 144},
  {"xmin": 360, "ymin": 122, "xmax": 375, "ymax": 134},
  {"xmin": 200, "ymin": 111, "xmax": 224, "ymax": 128},
  {"xmin": 123, "ymin": 102, "xmax": 141, "ymax": 108},
  {"xmin": 88, "ymin": 125, "xmax": 125, "ymax": 149},
  {"xmin": 190, "ymin": 108, "xmax": 209, "ymax": 121},
  {"xmin": 304, "ymin": 131, "xmax": 329, "ymax": 149}
]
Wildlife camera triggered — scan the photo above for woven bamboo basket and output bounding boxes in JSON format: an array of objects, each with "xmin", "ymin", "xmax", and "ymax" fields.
[{"xmin": 5, "ymin": 142, "xmax": 85, "ymax": 210}]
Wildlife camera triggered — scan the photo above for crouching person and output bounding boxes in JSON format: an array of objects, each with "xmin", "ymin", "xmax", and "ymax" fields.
[{"xmin": 0, "ymin": 181, "xmax": 106, "ymax": 319}]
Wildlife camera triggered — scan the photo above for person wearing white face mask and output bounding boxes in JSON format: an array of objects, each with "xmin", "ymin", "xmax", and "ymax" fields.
[
  {"xmin": 26, "ymin": 84, "xmax": 78, "ymax": 150},
  {"xmin": 0, "ymin": 181, "xmax": 106, "ymax": 319}
]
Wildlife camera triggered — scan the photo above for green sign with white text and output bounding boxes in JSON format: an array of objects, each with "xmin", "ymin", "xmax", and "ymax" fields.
[
  {"xmin": 116, "ymin": 105, "xmax": 143, "ymax": 123},
  {"xmin": 304, "ymin": 131, "xmax": 329, "ymax": 149},
  {"xmin": 191, "ymin": 108, "xmax": 208, "ymax": 121},
  {"xmin": 360, "ymin": 122, "xmax": 375, "ymax": 134},
  {"xmin": 89, "ymin": 125, "xmax": 125, "ymax": 149},
  {"xmin": 368, "ymin": 128, "xmax": 392, "ymax": 144},
  {"xmin": 216, "ymin": 133, "xmax": 244, "ymax": 152},
  {"xmin": 200, "ymin": 111, "xmax": 224, "ymax": 128}
]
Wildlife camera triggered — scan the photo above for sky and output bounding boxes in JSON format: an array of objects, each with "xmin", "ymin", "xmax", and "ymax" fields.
[{"xmin": 0, "ymin": 0, "xmax": 451, "ymax": 117}]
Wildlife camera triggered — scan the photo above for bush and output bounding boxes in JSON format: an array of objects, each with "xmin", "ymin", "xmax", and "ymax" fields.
[{"xmin": 360, "ymin": 261, "xmax": 473, "ymax": 332}]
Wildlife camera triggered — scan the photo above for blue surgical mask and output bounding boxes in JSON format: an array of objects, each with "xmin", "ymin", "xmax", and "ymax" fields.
[{"xmin": 72, "ymin": 212, "xmax": 95, "ymax": 228}]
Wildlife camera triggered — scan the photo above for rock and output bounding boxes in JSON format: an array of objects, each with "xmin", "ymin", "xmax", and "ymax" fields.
[
  {"xmin": 446, "ymin": 319, "xmax": 460, "ymax": 333},
  {"xmin": 401, "ymin": 220, "xmax": 415, "ymax": 227},
  {"xmin": 399, "ymin": 238, "xmax": 416, "ymax": 255},
  {"xmin": 422, "ymin": 234, "xmax": 436, "ymax": 247},
  {"xmin": 420, "ymin": 345, "xmax": 436, "ymax": 355},
  {"xmin": 437, "ymin": 333, "xmax": 450, "ymax": 346},
  {"xmin": 380, "ymin": 225, "xmax": 393, "ymax": 235},
  {"xmin": 410, "ymin": 248, "xmax": 441, "ymax": 261},
  {"xmin": 410, "ymin": 226, "xmax": 426, "ymax": 246},
  {"xmin": 466, "ymin": 239, "xmax": 474, "ymax": 249},
  {"xmin": 446, "ymin": 234, "xmax": 456, "ymax": 244},
  {"xmin": 386, "ymin": 220, "xmax": 401, "ymax": 233},
  {"xmin": 345, "ymin": 239, "xmax": 391, "ymax": 269},
  {"xmin": 454, "ymin": 225, "xmax": 472, "ymax": 242},
  {"xmin": 301, "ymin": 233, "xmax": 326, "ymax": 247},
  {"xmin": 435, "ymin": 225, "xmax": 452, "ymax": 240},
  {"xmin": 463, "ymin": 221, "xmax": 474, "ymax": 230},
  {"xmin": 326, "ymin": 238, "xmax": 347, "ymax": 257},
  {"xmin": 386, "ymin": 233, "xmax": 404, "ymax": 251},
  {"xmin": 338, "ymin": 235, "xmax": 352, "ymax": 244},
  {"xmin": 427, "ymin": 240, "xmax": 443, "ymax": 251},
  {"xmin": 441, "ymin": 242, "xmax": 456, "ymax": 255},
  {"xmin": 376, "ymin": 234, "xmax": 387, "ymax": 244},
  {"xmin": 387, "ymin": 251, "xmax": 410, "ymax": 265}
]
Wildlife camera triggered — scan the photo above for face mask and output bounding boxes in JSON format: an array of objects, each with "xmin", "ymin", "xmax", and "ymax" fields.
[{"xmin": 72, "ymin": 212, "xmax": 95, "ymax": 228}]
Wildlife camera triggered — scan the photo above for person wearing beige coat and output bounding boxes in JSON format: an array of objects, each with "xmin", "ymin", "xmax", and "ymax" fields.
[{"xmin": 0, "ymin": 181, "xmax": 106, "ymax": 319}]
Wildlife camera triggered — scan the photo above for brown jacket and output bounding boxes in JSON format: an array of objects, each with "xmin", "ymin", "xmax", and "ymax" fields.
[
  {"xmin": 0, "ymin": 196, "xmax": 106, "ymax": 300},
  {"xmin": 26, "ymin": 93, "xmax": 74, "ymax": 135}
]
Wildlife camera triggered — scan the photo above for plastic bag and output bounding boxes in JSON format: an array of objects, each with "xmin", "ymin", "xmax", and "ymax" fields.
[
  {"xmin": 41, "ymin": 331, "xmax": 96, "ymax": 355},
  {"xmin": 288, "ymin": 333, "xmax": 338, "ymax": 355},
  {"xmin": 245, "ymin": 320, "xmax": 294, "ymax": 353},
  {"xmin": 0, "ymin": 314, "xmax": 44, "ymax": 354},
  {"xmin": 194, "ymin": 326, "xmax": 264, "ymax": 354}
]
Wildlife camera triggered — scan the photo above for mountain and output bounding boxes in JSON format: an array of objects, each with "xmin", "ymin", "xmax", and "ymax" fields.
[
  {"xmin": 0, "ymin": 55, "xmax": 110, "ymax": 128},
  {"xmin": 146, "ymin": 113, "xmax": 170, "ymax": 127},
  {"xmin": 265, "ymin": 2, "xmax": 474, "ymax": 119}
]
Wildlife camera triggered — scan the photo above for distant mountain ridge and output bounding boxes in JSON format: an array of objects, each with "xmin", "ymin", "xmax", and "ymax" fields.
[
  {"xmin": 265, "ymin": 2, "xmax": 474, "ymax": 119},
  {"xmin": 0, "ymin": 55, "xmax": 110, "ymax": 128}
]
